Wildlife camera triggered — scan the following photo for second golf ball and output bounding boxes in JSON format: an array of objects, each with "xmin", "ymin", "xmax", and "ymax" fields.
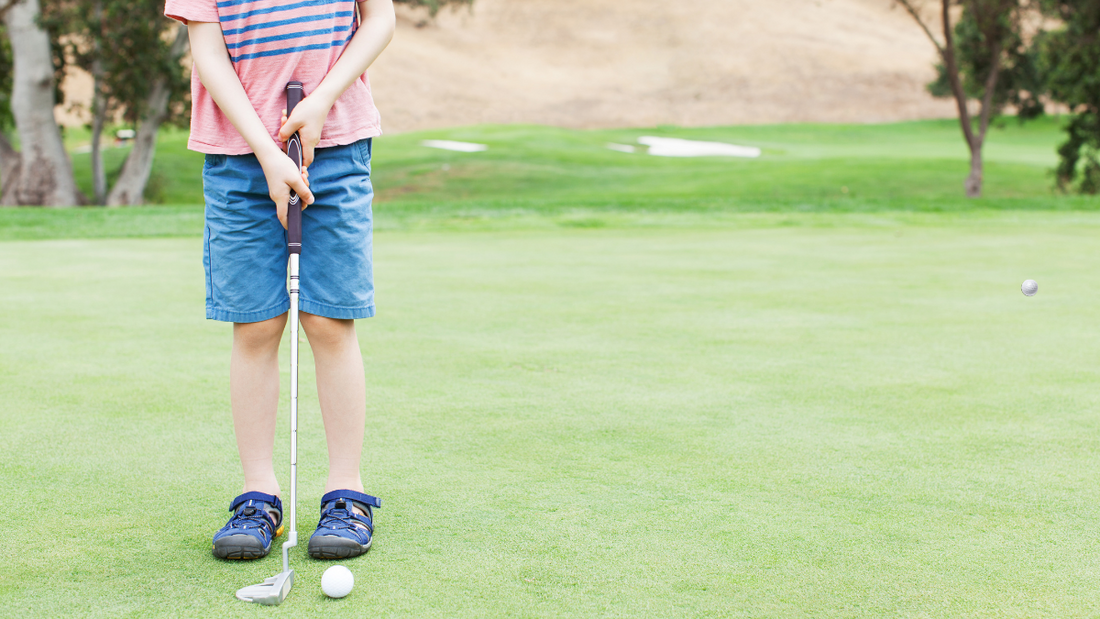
[
  {"xmin": 1022, "ymin": 279, "xmax": 1038, "ymax": 297},
  {"xmin": 321, "ymin": 565, "xmax": 354, "ymax": 599}
]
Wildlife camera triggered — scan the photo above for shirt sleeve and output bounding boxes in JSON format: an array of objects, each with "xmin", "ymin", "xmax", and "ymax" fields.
[{"xmin": 165, "ymin": 0, "xmax": 219, "ymax": 24}]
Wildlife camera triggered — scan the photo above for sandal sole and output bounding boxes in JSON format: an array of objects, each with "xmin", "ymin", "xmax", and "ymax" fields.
[
  {"xmin": 213, "ymin": 534, "xmax": 271, "ymax": 560},
  {"xmin": 308, "ymin": 535, "xmax": 372, "ymax": 560}
]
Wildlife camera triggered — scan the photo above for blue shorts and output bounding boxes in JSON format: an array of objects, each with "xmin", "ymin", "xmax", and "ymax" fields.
[{"xmin": 202, "ymin": 138, "xmax": 375, "ymax": 323}]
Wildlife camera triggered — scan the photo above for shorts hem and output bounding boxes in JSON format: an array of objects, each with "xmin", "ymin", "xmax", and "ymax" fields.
[
  {"xmin": 300, "ymin": 298, "xmax": 375, "ymax": 320},
  {"xmin": 207, "ymin": 302, "xmax": 290, "ymax": 324}
]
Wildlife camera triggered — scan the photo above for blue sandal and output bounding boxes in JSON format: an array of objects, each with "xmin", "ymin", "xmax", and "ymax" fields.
[
  {"xmin": 308, "ymin": 490, "xmax": 382, "ymax": 560},
  {"xmin": 212, "ymin": 492, "xmax": 284, "ymax": 560}
]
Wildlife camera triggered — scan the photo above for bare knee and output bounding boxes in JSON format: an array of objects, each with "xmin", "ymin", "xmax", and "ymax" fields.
[
  {"xmin": 234, "ymin": 314, "xmax": 287, "ymax": 356},
  {"xmin": 300, "ymin": 313, "xmax": 356, "ymax": 350}
]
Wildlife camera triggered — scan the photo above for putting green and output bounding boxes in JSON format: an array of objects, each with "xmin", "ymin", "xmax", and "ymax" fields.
[{"xmin": 3, "ymin": 214, "xmax": 1100, "ymax": 617}]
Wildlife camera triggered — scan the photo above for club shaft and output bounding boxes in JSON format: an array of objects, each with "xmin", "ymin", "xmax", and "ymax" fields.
[{"xmin": 283, "ymin": 253, "xmax": 299, "ymax": 574}]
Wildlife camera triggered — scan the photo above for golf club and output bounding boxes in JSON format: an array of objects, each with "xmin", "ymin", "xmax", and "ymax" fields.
[{"xmin": 235, "ymin": 80, "xmax": 305, "ymax": 605}]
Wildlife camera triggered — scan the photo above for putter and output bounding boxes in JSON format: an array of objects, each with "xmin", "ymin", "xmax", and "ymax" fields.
[{"xmin": 235, "ymin": 81, "xmax": 306, "ymax": 605}]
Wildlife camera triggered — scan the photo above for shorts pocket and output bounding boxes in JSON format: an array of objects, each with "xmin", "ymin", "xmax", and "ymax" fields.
[
  {"xmin": 204, "ymin": 154, "xmax": 226, "ymax": 170},
  {"xmin": 354, "ymin": 139, "xmax": 372, "ymax": 176}
]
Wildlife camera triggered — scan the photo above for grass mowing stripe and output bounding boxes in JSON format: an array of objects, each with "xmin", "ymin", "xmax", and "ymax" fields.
[
  {"xmin": 1, "ymin": 119, "xmax": 1093, "ymax": 242},
  {"xmin": 49, "ymin": 119, "xmax": 1099, "ymax": 215},
  {"xmin": 4, "ymin": 215, "xmax": 1100, "ymax": 616}
]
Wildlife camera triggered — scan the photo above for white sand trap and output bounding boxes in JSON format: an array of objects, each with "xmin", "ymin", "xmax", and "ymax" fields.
[
  {"xmin": 606, "ymin": 143, "xmax": 637, "ymax": 153},
  {"xmin": 421, "ymin": 140, "xmax": 489, "ymax": 152},
  {"xmin": 638, "ymin": 136, "xmax": 761, "ymax": 158}
]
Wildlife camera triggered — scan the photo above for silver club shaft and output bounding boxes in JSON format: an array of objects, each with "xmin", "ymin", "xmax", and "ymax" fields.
[{"xmin": 283, "ymin": 252, "xmax": 300, "ymax": 573}]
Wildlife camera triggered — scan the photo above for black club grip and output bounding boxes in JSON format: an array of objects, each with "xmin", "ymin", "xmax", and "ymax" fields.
[{"xmin": 286, "ymin": 81, "xmax": 304, "ymax": 254}]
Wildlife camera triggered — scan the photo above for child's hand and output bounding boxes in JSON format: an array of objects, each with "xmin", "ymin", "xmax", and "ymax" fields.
[
  {"xmin": 259, "ymin": 149, "xmax": 314, "ymax": 230},
  {"xmin": 278, "ymin": 94, "xmax": 329, "ymax": 169}
]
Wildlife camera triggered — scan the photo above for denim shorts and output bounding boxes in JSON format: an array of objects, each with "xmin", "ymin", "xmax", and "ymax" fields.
[{"xmin": 202, "ymin": 138, "xmax": 375, "ymax": 323}]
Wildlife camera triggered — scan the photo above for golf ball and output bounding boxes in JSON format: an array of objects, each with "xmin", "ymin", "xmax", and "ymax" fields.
[
  {"xmin": 1022, "ymin": 279, "xmax": 1038, "ymax": 297},
  {"xmin": 321, "ymin": 565, "xmax": 354, "ymax": 599}
]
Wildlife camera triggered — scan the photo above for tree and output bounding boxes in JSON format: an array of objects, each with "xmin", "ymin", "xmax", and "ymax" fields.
[
  {"xmin": 1037, "ymin": 0, "xmax": 1100, "ymax": 193},
  {"xmin": 42, "ymin": 0, "xmax": 190, "ymax": 205},
  {"xmin": 104, "ymin": 18, "xmax": 189, "ymax": 206},
  {"xmin": 895, "ymin": 0, "xmax": 1035, "ymax": 197},
  {"xmin": 2, "ymin": 0, "xmax": 458, "ymax": 206},
  {"xmin": 0, "ymin": 0, "xmax": 82, "ymax": 206}
]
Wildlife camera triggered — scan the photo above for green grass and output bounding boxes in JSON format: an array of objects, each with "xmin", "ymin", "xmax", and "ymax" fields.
[
  {"xmin": 5, "ymin": 121, "xmax": 1100, "ymax": 615},
  {"xmin": 4, "ymin": 214, "xmax": 1100, "ymax": 616},
  {"xmin": 9, "ymin": 117, "xmax": 1091, "ymax": 243},
  {"xmin": 369, "ymin": 118, "xmax": 1072, "ymax": 209}
]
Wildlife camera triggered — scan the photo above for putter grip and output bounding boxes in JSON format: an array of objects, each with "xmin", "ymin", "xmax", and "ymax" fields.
[{"xmin": 286, "ymin": 81, "xmax": 304, "ymax": 254}]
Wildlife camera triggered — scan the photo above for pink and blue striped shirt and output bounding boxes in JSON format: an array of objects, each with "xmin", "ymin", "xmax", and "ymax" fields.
[{"xmin": 167, "ymin": 0, "xmax": 382, "ymax": 155}]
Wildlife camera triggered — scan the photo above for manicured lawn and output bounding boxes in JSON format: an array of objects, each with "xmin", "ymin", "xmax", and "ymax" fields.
[
  {"xmin": 34, "ymin": 117, "xmax": 1095, "ymax": 243},
  {"xmin": 4, "ymin": 120, "xmax": 1100, "ymax": 616},
  {"xmin": 3, "ymin": 213, "xmax": 1100, "ymax": 617}
]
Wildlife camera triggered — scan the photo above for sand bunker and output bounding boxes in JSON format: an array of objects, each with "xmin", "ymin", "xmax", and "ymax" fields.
[
  {"xmin": 638, "ymin": 137, "xmax": 761, "ymax": 158},
  {"xmin": 606, "ymin": 137, "xmax": 761, "ymax": 158},
  {"xmin": 421, "ymin": 140, "xmax": 489, "ymax": 152}
]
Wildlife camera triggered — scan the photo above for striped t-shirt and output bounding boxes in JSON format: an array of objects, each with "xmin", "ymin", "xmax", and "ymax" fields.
[{"xmin": 166, "ymin": 0, "xmax": 382, "ymax": 155}]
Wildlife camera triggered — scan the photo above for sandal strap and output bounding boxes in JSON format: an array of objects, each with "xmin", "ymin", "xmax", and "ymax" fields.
[
  {"xmin": 227, "ymin": 510, "xmax": 275, "ymax": 531},
  {"xmin": 320, "ymin": 489, "xmax": 382, "ymax": 509},
  {"xmin": 319, "ymin": 508, "xmax": 375, "ymax": 534},
  {"xmin": 225, "ymin": 492, "xmax": 282, "ymax": 536},
  {"xmin": 229, "ymin": 491, "xmax": 282, "ymax": 512}
]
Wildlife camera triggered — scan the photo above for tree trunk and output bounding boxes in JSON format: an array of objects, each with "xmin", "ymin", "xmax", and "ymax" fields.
[
  {"xmin": 106, "ymin": 24, "xmax": 188, "ymax": 206},
  {"xmin": 898, "ymin": 0, "xmax": 1012, "ymax": 199},
  {"xmin": 965, "ymin": 146, "xmax": 983, "ymax": 197},
  {"xmin": 1, "ymin": 0, "xmax": 82, "ymax": 206},
  {"xmin": 0, "ymin": 132, "xmax": 22, "ymax": 205},
  {"xmin": 963, "ymin": 40, "xmax": 1004, "ymax": 200},
  {"xmin": 90, "ymin": 0, "xmax": 106, "ymax": 205},
  {"xmin": 90, "ymin": 61, "xmax": 107, "ymax": 205},
  {"xmin": 939, "ymin": 0, "xmax": 984, "ymax": 199}
]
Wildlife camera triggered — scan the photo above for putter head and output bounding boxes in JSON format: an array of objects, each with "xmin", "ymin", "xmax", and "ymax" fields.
[{"xmin": 236, "ymin": 569, "xmax": 294, "ymax": 605}]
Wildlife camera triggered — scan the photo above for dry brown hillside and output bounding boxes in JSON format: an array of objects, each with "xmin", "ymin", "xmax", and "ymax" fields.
[
  {"xmin": 369, "ymin": 0, "xmax": 956, "ymax": 132},
  {"xmin": 55, "ymin": 0, "xmax": 955, "ymax": 132}
]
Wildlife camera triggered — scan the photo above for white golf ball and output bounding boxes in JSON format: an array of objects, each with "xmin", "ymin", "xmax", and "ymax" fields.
[
  {"xmin": 1022, "ymin": 279, "xmax": 1038, "ymax": 297},
  {"xmin": 321, "ymin": 565, "xmax": 354, "ymax": 598}
]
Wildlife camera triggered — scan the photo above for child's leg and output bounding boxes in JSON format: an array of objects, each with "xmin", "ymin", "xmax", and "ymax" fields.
[
  {"xmin": 299, "ymin": 312, "xmax": 366, "ymax": 494},
  {"xmin": 231, "ymin": 314, "xmax": 288, "ymax": 496}
]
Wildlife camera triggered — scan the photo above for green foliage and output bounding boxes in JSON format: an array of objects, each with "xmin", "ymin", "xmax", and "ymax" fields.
[
  {"xmin": 393, "ymin": 0, "xmax": 473, "ymax": 17},
  {"xmin": 39, "ymin": 0, "xmax": 190, "ymax": 127},
  {"xmin": 1054, "ymin": 114, "xmax": 1100, "ymax": 193},
  {"xmin": 926, "ymin": 0, "xmax": 1045, "ymax": 121},
  {"xmin": 1038, "ymin": 0, "xmax": 1100, "ymax": 193}
]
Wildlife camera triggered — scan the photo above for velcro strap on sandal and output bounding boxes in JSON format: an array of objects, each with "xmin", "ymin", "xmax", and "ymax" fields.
[
  {"xmin": 229, "ymin": 491, "xmax": 282, "ymax": 512},
  {"xmin": 320, "ymin": 507, "xmax": 374, "ymax": 534},
  {"xmin": 320, "ymin": 489, "xmax": 382, "ymax": 510}
]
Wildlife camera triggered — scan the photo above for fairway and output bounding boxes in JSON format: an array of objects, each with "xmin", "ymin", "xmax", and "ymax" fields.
[{"xmin": 4, "ymin": 214, "xmax": 1100, "ymax": 616}]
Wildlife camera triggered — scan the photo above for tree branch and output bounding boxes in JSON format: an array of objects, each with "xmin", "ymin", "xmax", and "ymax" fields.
[
  {"xmin": 895, "ymin": 0, "xmax": 946, "ymax": 55},
  {"xmin": 976, "ymin": 39, "xmax": 1004, "ymax": 145},
  {"xmin": 941, "ymin": 0, "xmax": 977, "ymax": 151}
]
